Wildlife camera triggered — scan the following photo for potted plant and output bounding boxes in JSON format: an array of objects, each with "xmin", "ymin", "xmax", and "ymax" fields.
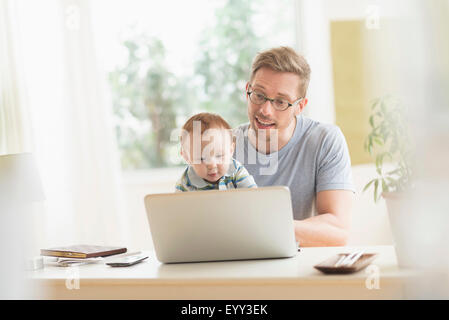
[
  {"xmin": 363, "ymin": 95, "xmax": 414, "ymax": 200},
  {"xmin": 363, "ymin": 95, "xmax": 417, "ymax": 267}
]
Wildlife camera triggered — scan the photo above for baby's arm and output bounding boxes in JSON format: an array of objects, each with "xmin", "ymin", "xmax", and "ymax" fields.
[
  {"xmin": 175, "ymin": 176, "xmax": 188, "ymax": 192},
  {"xmin": 175, "ymin": 185, "xmax": 186, "ymax": 192}
]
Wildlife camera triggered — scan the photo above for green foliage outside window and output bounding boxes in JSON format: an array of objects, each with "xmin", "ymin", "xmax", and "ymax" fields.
[
  {"xmin": 195, "ymin": 0, "xmax": 261, "ymax": 127},
  {"xmin": 108, "ymin": 0, "xmax": 292, "ymax": 170},
  {"xmin": 109, "ymin": 36, "xmax": 194, "ymax": 169}
]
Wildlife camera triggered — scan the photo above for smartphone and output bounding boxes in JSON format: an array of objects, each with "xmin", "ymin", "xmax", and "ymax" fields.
[{"xmin": 106, "ymin": 255, "xmax": 148, "ymax": 267}]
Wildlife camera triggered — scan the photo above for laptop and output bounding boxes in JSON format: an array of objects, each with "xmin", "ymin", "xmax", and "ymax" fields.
[{"xmin": 144, "ymin": 186, "xmax": 297, "ymax": 263}]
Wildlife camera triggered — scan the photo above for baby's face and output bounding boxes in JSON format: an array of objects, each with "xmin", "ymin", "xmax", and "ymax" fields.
[{"xmin": 182, "ymin": 128, "xmax": 234, "ymax": 184}]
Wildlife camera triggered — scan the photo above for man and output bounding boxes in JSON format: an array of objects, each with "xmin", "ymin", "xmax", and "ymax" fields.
[{"xmin": 234, "ymin": 47, "xmax": 355, "ymax": 247}]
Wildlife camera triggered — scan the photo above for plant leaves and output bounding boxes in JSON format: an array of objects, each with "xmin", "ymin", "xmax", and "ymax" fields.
[
  {"xmin": 374, "ymin": 137, "xmax": 383, "ymax": 146},
  {"xmin": 374, "ymin": 180, "xmax": 379, "ymax": 203},
  {"xmin": 364, "ymin": 95, "xmax": 413, "ymax": 202},
  {"xmin": 382, "ymin": 178, "xmax": 388, "ymax": 193},
  {"xmin": 387, "ymin": 168, "xmax": 401, "ymax": 175},
  {"xmin": 371, "ymin": 98, "xmax": 380, "ymax": 110},
  {"xmin": 380, "ymin": 101, "xmax": 387, "ymax": 113},
  {"xmin": 363, "ymin": 179, "xmax": 375, "ymax": 193}
]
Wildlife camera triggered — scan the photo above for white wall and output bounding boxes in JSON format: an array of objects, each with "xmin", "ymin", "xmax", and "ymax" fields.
[
  {"xmin": 296, "ymin": 0, "xmax": 422, "ymax": 124},
  {"xmin": 324, "ymin": 0, "xmax": 420, "ymax": 21},
  {"xmin": 348, "ymin": 164, "xmax": 393, "ymax": 246}
]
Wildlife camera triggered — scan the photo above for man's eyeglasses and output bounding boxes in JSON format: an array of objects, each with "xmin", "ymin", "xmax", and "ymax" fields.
[{"xmin": 246, "ymin": 85, "xmax": 303, "ymax": 111}]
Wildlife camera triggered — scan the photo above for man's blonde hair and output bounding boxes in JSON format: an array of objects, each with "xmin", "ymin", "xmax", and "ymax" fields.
[{"xmin": 250, "ymin": 46, "xmax": 311, "ymax": 97}]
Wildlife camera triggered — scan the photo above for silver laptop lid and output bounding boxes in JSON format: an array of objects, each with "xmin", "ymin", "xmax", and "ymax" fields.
[{"xmin": 144, "ymin": 186, "xmax": 297, "ymax": 263}]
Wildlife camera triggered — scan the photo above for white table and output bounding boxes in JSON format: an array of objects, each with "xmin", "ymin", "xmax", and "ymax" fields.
[{"xmin": 29, "ymin": 245, "xmax": 414, "ymax": 299}]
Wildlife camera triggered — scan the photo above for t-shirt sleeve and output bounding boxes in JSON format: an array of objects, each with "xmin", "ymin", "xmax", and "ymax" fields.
[
  {"xmin": 234, "ymin": 164, "xmax": 257, "ymax": 189},
  {"xmin": 315, "ymin": 126, "xmax": 355, "ymax": 193}
]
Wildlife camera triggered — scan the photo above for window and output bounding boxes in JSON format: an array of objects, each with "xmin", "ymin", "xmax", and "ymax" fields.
[{"xmin": 91, "ymin": 0, "xmax": 295, "ymax": 170}]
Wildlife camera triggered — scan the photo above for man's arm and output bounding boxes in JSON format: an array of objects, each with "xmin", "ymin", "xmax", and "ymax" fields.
[{"xmin": 294, "ymin": 190, "xmax": 354, "ymax": 247}]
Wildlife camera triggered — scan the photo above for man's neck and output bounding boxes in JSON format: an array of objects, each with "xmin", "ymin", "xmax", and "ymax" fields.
[{"xmin": 249, "ymin": 117, "xmax": 297, "ymax": 154}]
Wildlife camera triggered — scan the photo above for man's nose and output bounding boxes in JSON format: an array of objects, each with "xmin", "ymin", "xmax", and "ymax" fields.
[{"xmin": 259, "ymin": 99, "xmax": 275, "ymax": 116}]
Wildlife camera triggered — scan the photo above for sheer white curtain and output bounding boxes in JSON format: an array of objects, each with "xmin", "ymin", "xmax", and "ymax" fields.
[
  {"xmin": 15, "ymin": 0, "xmax": 130, "ymax": 251},
  {"xmin": 0, "ymin": 0, "xmax": 31, "ymax": 154},
  {"xmin": 0, "ymin": 0, "xmax": 31, "ymax": 299},
  {"xmin": 393, "ymin": 0, "xmax": 449, "ymax": 298}
]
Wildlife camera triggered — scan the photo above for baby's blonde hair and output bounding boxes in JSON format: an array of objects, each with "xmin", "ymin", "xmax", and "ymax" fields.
[
  {"xmin": 181, "ymin": 112, "xmax": 232, "ymax": 135},
  {"xmin": 180, "ymin": 112, "xmax": 234, "ymax": 150}
]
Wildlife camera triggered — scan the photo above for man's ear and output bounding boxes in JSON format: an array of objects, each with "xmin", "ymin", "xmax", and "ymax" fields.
[
  {"xmin": 295, "ymin": 98, "xmax": 308, "ymax": 116},
  {"xmin": 245, "ymin": 82, "xmax": 250, "ymax": 100}
]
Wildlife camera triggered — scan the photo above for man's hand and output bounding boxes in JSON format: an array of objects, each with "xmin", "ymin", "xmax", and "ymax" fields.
[{"xmin": 294, "ymin": 190, "xmax": 354, "ymax": 247}]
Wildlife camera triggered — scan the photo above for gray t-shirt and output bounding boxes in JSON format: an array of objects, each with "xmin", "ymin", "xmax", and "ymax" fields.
[{"xmin": 233, "ymin": 115, "xmax": 355, "ymax": 220}]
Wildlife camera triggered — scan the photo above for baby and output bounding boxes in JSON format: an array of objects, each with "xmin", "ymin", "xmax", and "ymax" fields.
[{"xmin": 175, "ymin": 112, "xmax": 257, "ymax": 191}]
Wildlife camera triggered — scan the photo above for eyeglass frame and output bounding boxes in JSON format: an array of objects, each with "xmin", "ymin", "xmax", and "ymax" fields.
[{"xmin": 246, "ymin": 84, "xmax": 303, "ymax": 111}]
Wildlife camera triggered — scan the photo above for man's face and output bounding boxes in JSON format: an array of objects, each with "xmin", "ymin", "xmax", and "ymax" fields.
[{"xmin": 247, "ymin": 67, "xmax": 306, "ymax": 142}]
